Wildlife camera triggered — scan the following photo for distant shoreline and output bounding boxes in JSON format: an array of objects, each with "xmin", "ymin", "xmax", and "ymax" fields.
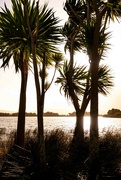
[
  {"xmin": 1, "ymin": 111, "xmax": 121, "ymax": 118},
  {"xmin": 0, "ymin": 111, "xmax": 90, "ymax": 117}
]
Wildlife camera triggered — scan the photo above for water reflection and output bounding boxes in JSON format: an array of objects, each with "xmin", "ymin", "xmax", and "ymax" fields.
[{"xmin": 0, "ymin": 116, "xmax": 121, "ymax": 135}]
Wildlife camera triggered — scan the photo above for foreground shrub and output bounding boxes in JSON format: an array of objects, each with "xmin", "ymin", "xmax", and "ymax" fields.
[
  {"xmin": 0, "ymin": 128, "xmax": 121, "ymax": 179},
  {"xmin": 0, "ymin": 129, "xmax": 15, "ymax": 159},
  {"xmin": 99, "ymin": 130, "xmax": 121, "ymax": 177},
  {"xmin": 24, "ymin": 129, "xmax": 89, "ymax": 179},
  {"xmin": 24, "ymin": 129, "xmax": 71, "ymax": 179}
]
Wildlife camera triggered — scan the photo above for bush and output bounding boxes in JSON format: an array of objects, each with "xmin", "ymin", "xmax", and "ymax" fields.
[
  {"xmin": 0, "ymin": 128, "xmax": 121, "ymax": 179},
  {"xmin": 0, "ymin": 129, "xmax": 15, "ymax": 159},
  {"xmin": 99, "ymin": 130, "xmax": 121, "ymax": 177}
]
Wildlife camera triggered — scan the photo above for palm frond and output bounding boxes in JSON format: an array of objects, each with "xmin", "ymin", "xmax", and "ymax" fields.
[
  {"xmin": 56, "ymin": 60, "xmax": 87, "ymax": 99},
  {"xmin": 79, "ymin": 21, "xmax": 111, "ymax": 58},
  {"xmin": 98, "ymin": 64, "xmax": 114, "ymax": 95},
  {"xmin": 106, "ymin": 0, "xmax": 121, "ymax": 22}
]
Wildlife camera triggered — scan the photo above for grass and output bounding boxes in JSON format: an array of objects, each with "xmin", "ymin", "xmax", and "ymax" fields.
[
  {"xmin": 0, "ymin": 128, "xmax": 121, "ymax": 179},
  {"xmin": 0, "ymin": 128, "xmax": 15, "ymax": 159}
]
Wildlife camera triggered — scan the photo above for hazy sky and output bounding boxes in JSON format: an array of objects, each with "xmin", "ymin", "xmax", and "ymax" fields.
[{"xmin": 0, "ymin": 0, "xmax": 121, "ymax": 115}]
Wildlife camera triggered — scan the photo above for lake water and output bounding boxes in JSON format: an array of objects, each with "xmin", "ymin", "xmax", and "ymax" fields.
[{"xmin": 0, "ymin": 116, "xmax": 121, "ymax": 136}]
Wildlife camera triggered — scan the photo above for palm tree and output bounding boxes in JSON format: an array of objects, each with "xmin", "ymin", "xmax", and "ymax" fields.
[
  {"xmin": 56, "ymin": 61, "xmax": 113, "ymax": 139},
  {"xmin": 0, "ymin": 1, "xmax": 31, "ymax": 148},
  {"xmin": 63, "ymin": 0, "xmax": 121, "ymax": 178},
  {"xmin": 60, "ymin": 19, "xmax": 86, "ymax": 141},
  {"xmin": 0, "ymin": 0, "xmax": 61, "ymax": 157},
  {"xmin": 60, "ymin": 12, "xmax": 111, "ymax": 141},
  {"xmin": 21, "ymin": 0, "xmax": 62, "ymax": 163},
  {"xmin": 84, "ymin": 1, "xmax": 121, "ymax": 178}
]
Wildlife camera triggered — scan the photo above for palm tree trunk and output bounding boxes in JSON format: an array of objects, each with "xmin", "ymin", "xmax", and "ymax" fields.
[
  {"xmin": 73, "ymin": 90, "xmax": 90, "ymax": 143},
  {"xmin": 88, "ymin": 11, "xmax": 102, "ymax": 179},
  {"xmin": 16, "ymin": 62, "xmax": 28, "ymax": 148},
  {"xmin": 73, "ymin": 110, "xmax": 84, "ymax": 143},
  {"xmin": 88, "ymin": 59, "xmax": 100, "ymax": 179},
  {"xmin": 32, "ymin": 42, "xmax": 45, "ymax": 164},
  {"xmin": 22, "ymin": 0, "xmax": 45, "ymax": 164}
]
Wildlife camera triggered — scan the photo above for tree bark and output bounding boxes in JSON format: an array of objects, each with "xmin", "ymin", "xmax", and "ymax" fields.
[
  {"xmin": 73, "ymin": 88, "xmax": 90, "ymax": 143},
  {"xmin": 31, "ymin": 38, "xmax": 45, "ymax": 164},
  {"xmin": 16, "ymin": 60, "xmax": 28, "ymax": 148},
  {"xmin": 73, "ymin": 110, "xmax": 84, "ymax": 143},
  {"xmin": 88, "ymin": 59, "xmax": 100, "ymax": 179},
  {"xmin": 88, "ymin": 7, "xmax": 102, "ymax": 178}
]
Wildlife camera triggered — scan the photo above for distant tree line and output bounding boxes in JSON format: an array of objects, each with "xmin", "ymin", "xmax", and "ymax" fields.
[
  {"xmin": 0, "ymin": 111, "xmax": 91, "ymax": 117},
  {"xmin": 0, "ymin": 113, "xmax": 10, "ymax": 116},
  {"xmin": 103, "ymin": 108, "xmax": 121, "ymax": 118},
  {"xmin": 0, "ymin": 112, "xmax": 60, "ymax": 117},
  {"xmin": 0, "ymin": 112, "xmax": 37, "ymax": 116},
  {"xmin": 68, "ymin": 112, "xmax": 90, "ymax": 116},
  {"xmin": 0, "ymin": 112, "xmax": 58, "ymax": 116},
  {"xmin": 44, "ymin": 112, "xmax": 59, "ymax": 116}
]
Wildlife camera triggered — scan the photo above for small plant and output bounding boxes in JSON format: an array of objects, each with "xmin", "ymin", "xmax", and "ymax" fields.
[{"xmin": 0, "ymin": 129, "xmax": 15, "ymax": 159}]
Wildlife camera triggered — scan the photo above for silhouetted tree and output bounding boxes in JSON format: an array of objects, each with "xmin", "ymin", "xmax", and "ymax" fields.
[
  {"xmin": 61, "ymin": 0, "xmax": 121, "ymax": 178},
  {"xmin": 22, "ymin": 0, "xmax": 62, "ymax": 164}
]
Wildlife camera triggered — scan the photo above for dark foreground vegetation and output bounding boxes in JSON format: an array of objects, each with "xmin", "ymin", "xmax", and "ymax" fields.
[{"xmin": 0, "ymin": 128, "xmax": 121, "ymax": 180}]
